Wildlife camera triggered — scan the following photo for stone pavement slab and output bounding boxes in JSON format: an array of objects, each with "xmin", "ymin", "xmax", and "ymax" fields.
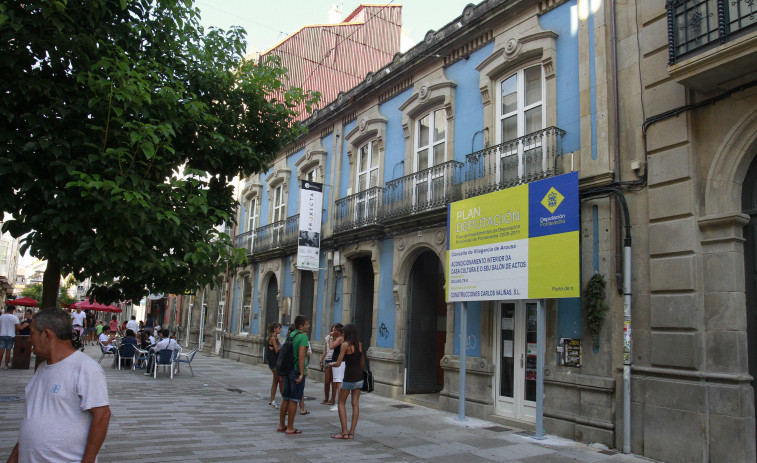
[{"xmin": 0, "ymin": 347, "xmax": 661, "ymax": 463}]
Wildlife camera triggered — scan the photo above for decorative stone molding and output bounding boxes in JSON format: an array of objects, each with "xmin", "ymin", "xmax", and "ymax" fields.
[
  {"xmin": 295, "ymin": 138, "xmax": 327, "ymax": 183},
  {"xmin": 476, "ymin": 27, "xmax": 559, "ymax": 143},
  {"xmin": 344, "ymin": 106, "xmax": 388, "ymax": 161},
  {"xmin": 398, "ymin": 69, "xmax": 457, "ymax": 171}
]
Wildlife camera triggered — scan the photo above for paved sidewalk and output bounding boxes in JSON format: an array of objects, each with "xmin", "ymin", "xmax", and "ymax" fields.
[{"xmin": 0, "ymin": 348, "xmax": 657, "ymax": 463}]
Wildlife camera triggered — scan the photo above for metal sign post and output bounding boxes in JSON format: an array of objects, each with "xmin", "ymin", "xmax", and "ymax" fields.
[
  {"xmin": 533, "ymin": 299, "xmax": 546, "ymax": 440},
  {"xmin": 457, "ymin": 301, "xmax": 468, "ymax": 422}
]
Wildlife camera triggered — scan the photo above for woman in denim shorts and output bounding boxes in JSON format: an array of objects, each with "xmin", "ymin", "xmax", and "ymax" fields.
[{"xmin": 327, "ymin": 324, "xmax": 364, "ymax": 439}]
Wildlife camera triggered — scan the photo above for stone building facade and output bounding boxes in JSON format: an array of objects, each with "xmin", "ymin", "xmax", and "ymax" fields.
[{"xmin": 178, "ymin": 0, "xmax": 757, "ymax": 461}]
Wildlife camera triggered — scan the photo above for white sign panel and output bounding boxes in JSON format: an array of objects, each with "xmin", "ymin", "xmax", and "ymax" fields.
[{"xmin": 297, "ymin": 180, "xmax": 323, "ymax": 270}]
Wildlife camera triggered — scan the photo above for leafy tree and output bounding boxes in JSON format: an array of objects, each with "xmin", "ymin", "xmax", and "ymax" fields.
[
  {"xmin": 0, "ymin": 0, "xmax": 318, "ymax": 307},
  {"xmin": 20, "ymin": 284, "xmax": 43, "ymax": 302}
]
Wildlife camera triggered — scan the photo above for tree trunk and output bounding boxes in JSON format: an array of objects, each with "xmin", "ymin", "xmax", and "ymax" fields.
[{"xmin": 41, "ymin": 256, "xmax": 62, "ymax": 309}]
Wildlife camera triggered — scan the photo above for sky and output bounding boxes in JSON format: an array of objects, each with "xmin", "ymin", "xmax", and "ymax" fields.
[{"xmin": 195, "ymin": 0, "xmax": 472, "ymax": 56}]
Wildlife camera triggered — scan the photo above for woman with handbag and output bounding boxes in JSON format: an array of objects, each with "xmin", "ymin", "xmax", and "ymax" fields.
[{"xmin": 327, "ymin": 323, "xmax": 364, "ymax": 439}]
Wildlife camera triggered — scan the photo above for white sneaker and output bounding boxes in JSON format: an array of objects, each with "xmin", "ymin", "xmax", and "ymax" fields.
[
  {"xmin": 329, "ymin": 405, "xmax": 338, "ymax": 412},
  {"xmin": 269, "ymin": 401, "xmax": 278, "ymax": 408}
]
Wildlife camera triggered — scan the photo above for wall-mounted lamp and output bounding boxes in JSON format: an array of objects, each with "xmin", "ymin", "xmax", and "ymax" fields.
[{"xmin": 333, "ymin": 250, "xmax": 342, "ymax": 273}]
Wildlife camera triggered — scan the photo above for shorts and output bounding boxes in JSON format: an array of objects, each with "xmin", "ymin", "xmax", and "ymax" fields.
[
  {"xmin": 88, "ymin": 327, "xmax": 96, "ymax": 333},
  {"xmin": 282, "ymin": 370, "xmax": 306, "ymax": 403},
  {"xmin": 332, "ymin": 363, "xmax": 346, "ymax": 383},
  {"xmin": 341, "ymin": 380, "xmax": 364, "ymax": 391},
  {"xmin": 0, "ymin": 336, "xmax": 14, "ymax": 350}
]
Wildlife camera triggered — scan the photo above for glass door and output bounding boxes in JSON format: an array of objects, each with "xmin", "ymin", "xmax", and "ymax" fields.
[{"xmin": 495, "ymin": 300, "xmax": 538, "ymax": 422}]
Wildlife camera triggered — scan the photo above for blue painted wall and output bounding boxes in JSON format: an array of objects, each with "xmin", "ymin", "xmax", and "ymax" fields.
[
  {"xmin": 333, "ymin": 272, "xmax": 343, "ymax": 324},
  {"xmin": 540, "ymin": 0, "xmax": 581, "ymax": 154},
  {"xmin": 287, "ymin": 148, "xmax": 306, "ymax": 215},
  {"xmin": 445, "ymin": 43, "xmax": 494, "ymax": 159},
  {"xmin": 340, "ymin": 120, "xmax": 356, "ymax": 198},
  {"xmin": 453, "ymin": 302, "xmax": 482, "ymax": 357},
  {"xmin": 313, "ymin": 254, "xmax": 326, "ymax": 340},
  {"xmin": 376, "ymin": 238, "xmax": 395, "ymax": 348},
  {"xmin": 321, "ymin": 133, "xmax": 334, "ymax": 226},
  {"xmin": 380, "ymin": 88, "xmax": 413, "ymax": 182}
]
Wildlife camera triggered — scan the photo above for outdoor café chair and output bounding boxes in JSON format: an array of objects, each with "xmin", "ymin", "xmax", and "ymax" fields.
[
  {"xmin": 152, "ymin": 348, "xmax": 179, "ymax": 379},
  {"xmin": 98, "ymin": 341, "xmax": 116, "ymax": 364},
  {"xmin": 176, "ymin": 348, "xmax": 198, "ymax": 376},
  {"xmin": 117, "ymin": 343, "xmax": 136, "ymax": 370},
  {"xmin": 134, "ymin": 348, "xmax": 149, "ymax": 370}
]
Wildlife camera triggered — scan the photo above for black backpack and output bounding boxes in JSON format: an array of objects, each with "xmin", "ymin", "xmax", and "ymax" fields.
[{"xmin": 275, "ymin": 331, "xmax": 302, "ymax": 375}]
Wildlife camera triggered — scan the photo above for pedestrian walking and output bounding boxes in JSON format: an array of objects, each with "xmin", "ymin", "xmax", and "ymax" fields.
[
  {"xmin": 276, "ymin": 315, "xmax": 310, "ymax": 435},
  {"xmin": 6, "ymin": 308, "xmax": 110, "ymax": 462},
  {"xmin": 264, "ymin": 322, "xmax": 283, "ymax": 408},
  {"xmin": 328, "ymin": 323, "xmax": 364, "ymax": 440},
  {"xmin": 0, "ymin": 305, "xmax": 19, "ymax": 368}
]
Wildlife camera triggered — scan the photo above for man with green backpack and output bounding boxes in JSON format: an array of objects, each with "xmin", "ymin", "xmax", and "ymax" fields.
[{"xmin": 276, "ymin": 315, "xmax": 310, "ymax": 435}]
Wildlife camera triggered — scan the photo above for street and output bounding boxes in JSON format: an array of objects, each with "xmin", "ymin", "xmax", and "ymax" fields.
[{"xmin": 0, "ymin": 348, "xmax": 656, "ymax": 463}]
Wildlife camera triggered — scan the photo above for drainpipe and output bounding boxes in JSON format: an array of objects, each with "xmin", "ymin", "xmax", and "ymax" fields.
[{"xmin": 581, "ymin": 187, "xmax": 632, "ymax": 454}]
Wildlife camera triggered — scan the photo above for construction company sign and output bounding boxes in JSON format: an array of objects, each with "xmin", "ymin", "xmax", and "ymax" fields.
[{"xmin": 446, "ymin": 171, "xmax": 579, "ymax": 302}]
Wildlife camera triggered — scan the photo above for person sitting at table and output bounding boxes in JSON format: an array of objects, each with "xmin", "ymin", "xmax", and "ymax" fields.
[
  {"xmin": 144, "ymin": 329, "xmax": 180, "ymax": 375},
  {"xmin": 18, "ymin": 309, "xmax": 33, "ymax": 336},
  {"xmin": 138, "ymin": 331, "xmax": 152, "ymax": 350},
  {"xmin": 98, "ymin": 326, "xmax": 116, "ymax": 352},
  {"xmin": 121, "ymin": 329, "xmax": 138, "ymax": 347}
]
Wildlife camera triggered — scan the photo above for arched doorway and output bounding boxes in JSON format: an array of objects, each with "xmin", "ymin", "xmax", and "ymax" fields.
[
  {"xmin": 351, "ymin": 256, "xmax": 374, "ymax": 363},
  {"xmin": 742, "ymin": 153, "xmax": 757, "ymax": 451},
  {"xmin": 265, "ymin": 275, "xmax": 279, "ymax": 329},
  {"xmin": 299, "ymin": 271, "xmax": 315, "ymax": 324},
  {"xmin": 406, "ymin": 250, "xmax": 446, "ymax": 394}
]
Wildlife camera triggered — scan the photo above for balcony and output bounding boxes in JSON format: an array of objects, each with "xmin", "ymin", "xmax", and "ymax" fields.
[
  {"xmin": 249, "ymin": 214, "xmax": 299, "ymax": 255},
  {"xmin": 667, "ymin": 0, "xmax": 757, "ymax": 91},
  {"xmin": 465, "ymin": 126, "xmax": 565, "ymax": 198},
  {"xmin": 383, "ymin": 160, "xmax": 465, "ymax": 221},
  {"xmin": 233, "ymin": 230, "xmax": 255, "ymax": 255},
  {"xmin": 334, "ymin": 186, "xmax": 385, "ymax": 234}
]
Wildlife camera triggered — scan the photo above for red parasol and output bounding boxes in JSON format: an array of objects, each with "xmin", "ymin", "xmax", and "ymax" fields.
[{"xmin": 7, "ymin": 297, "xmax": 39, "ymax": 307}]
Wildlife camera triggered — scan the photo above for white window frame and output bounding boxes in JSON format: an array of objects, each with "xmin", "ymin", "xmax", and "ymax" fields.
[
  {"xmin": 355, "ymin": 140, "xmax": 380, "ymax": 222},
  {"xmin": 495, "ymin": 65, "xmax": 546, "ymax": 180},
  {"xmin": 247, "ymin": 196, "xmax": 258, "ymax": 252},
  {"xmin": 413, "ymin": 109, "xmax": 447, "ymax": 205}
]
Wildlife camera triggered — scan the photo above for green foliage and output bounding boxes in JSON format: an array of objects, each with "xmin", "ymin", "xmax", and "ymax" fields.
[
  {"xmin": 0, "ymin": 1, "xmax": 319, "ymax": 303},
  {"xmin": 20, "ymin": 284, "xmax": 43, "ymax": 301},
  {"xmin": 584, "ymin": 273, "xmax": 609, "ymax": 345}
]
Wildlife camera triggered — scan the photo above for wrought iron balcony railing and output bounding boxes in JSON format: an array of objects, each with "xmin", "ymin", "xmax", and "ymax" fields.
[
  {"xmin": 465, "ymin": 126, "xmax": 565, "ymax": 198},
  {"xmin": 233, "ymin": 230, "xmax": 255, "ymax": 254},
  {"xmin": 334, "ymin": 186, "xmax": 385, "ymax": 233},
  {"xmin": 667, "ymin": 0, "xmax": 757, "ymax": 64},
  {"xmin": 251, "ymin": 214, "xmax": 299, "ymax": 254},
  {"xmin": 383, "ymin": 160, "xmax": 465, "ymax": 220}
]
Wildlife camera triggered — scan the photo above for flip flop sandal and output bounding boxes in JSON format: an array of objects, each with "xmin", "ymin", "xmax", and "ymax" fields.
[
  {"xmin": 275, "ymin": 427, "xmax": 286, "ymax": 433},
  {"xmin": 346, "ymin": 434, "xmax": 354, "ymax": 439},
  {"xmin": 331, "ymin": 432, "xmax": 349, "ymax": 439},
  {"xmin": 285, "ymin": 429, "xmax": 302, "ymax": 435},
  {"xmin": 300, "ymin": 410, "xmax": 310, "ymax": 415}
]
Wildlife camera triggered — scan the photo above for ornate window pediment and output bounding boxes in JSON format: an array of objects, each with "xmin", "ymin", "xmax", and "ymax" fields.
[{"xmin": 295, "ymin": 139, "xmax": 328, "ymax": 183}]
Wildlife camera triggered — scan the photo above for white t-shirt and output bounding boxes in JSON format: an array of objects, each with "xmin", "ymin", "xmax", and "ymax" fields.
[
  {"xmin": 98, "ymin": 333, "xmax": 115, "ymax": 351},
  {"xmin": 125, "ymin": 320, "xmax": 139, "ymax": 333},
  {"xmin": 153, "ymin": 337, "xmax": 180, "ymax": 352},
  {"xmin": 0, "ymin": 313, "xmax": 19, "ymax": 337},
  {"xmin": 324, "ymin": 335, "xmax": 334, "ymax": 361},
  {"xmin": 19, "ymin": 350, "xmax": 109, "ymax": 463},
  {"xmin": 71, "ymin": 311, "xmax": 86, "ymax": 327}
]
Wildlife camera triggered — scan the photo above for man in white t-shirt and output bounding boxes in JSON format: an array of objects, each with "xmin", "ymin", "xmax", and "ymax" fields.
[
  {"xmin": 125, "ymin": 315, "xmax": 139, "ymax": 334},
  {"xmin": 0, "ymin": 306, "xmax": 20, "ymax": 368},
  {"xmin": 98, "ymin": 326, "xmax": 116, "ymax": 352},
  {"xmin": 7, "ymin": 308, "xmax": 110, "ymax": 463},
  {"xmin": 71, "ymin": 308, "xmax": 87, "ymax": 340}
]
